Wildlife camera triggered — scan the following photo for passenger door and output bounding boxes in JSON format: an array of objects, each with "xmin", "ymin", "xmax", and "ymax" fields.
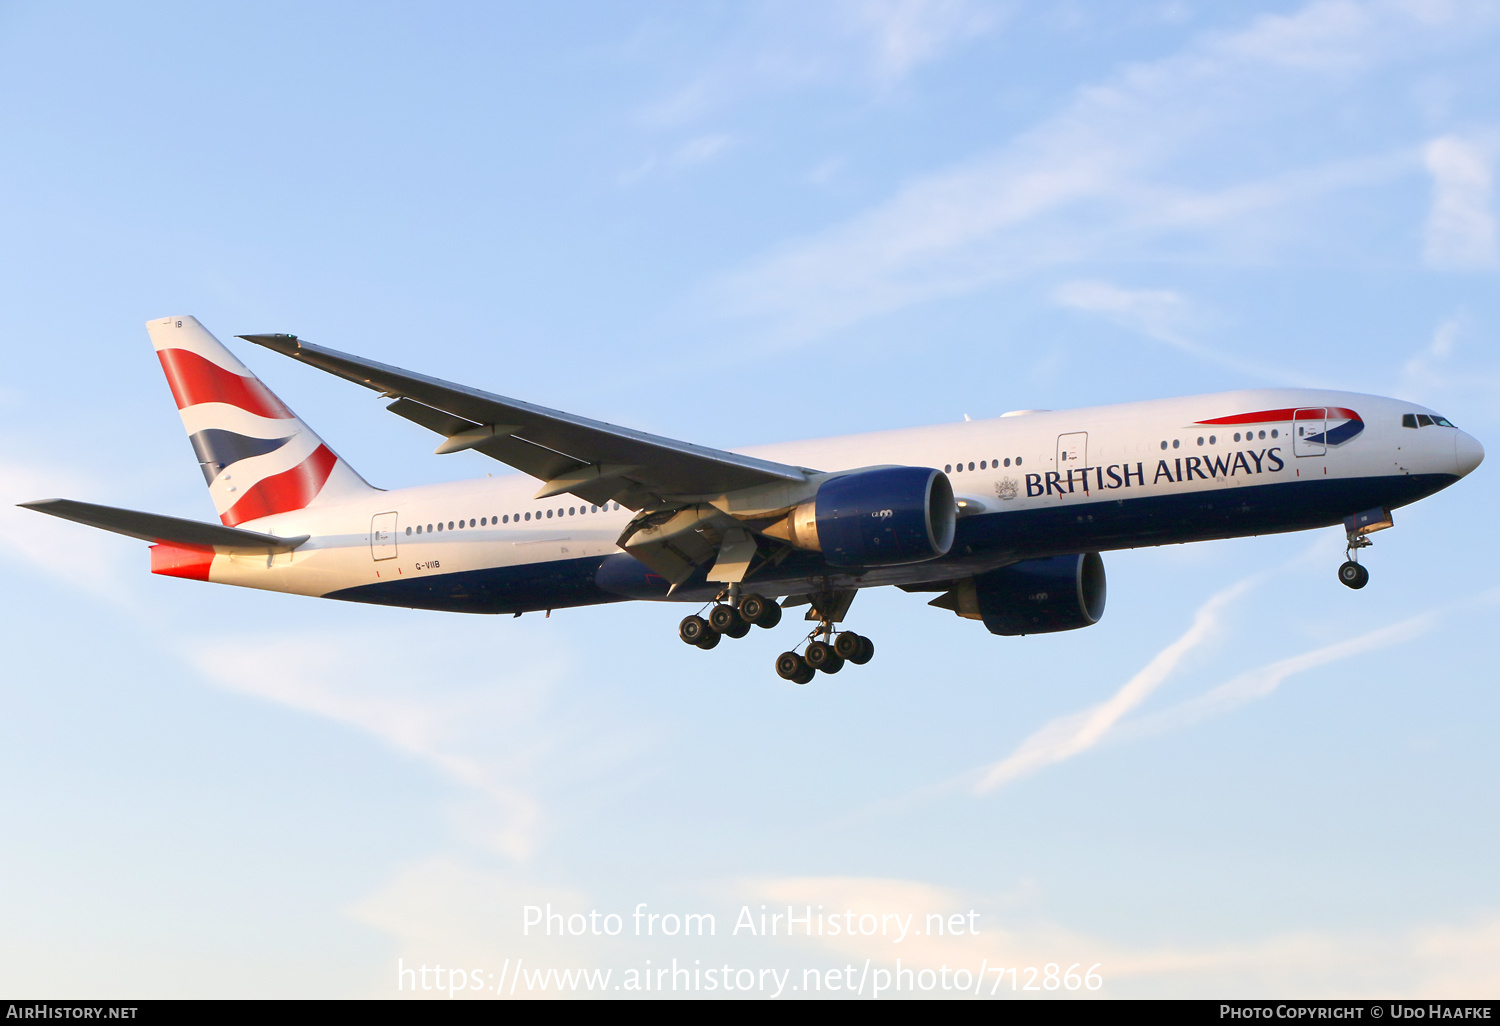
[
  {"xmin": 1293, "ymin": 408, "xmax": 1327, "ymax": 458},
  {"xmin": 371, "ymin": 512, "xmax": 399, "ymax": 560},
  {"xmin": 1057, "ymin": 432, "xmax": 1088, "ymax": 493}
]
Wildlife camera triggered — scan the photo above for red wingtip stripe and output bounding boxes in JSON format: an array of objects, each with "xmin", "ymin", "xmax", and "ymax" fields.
[
  {"xmin": 220, "ymin": 444, "xmax": 339, "ymax": 526},
  {"xmin": 157, "ymin": 348, "xmax": 294, "ymax": 420},
  {"xmin": 1196, "ymin": 407, "xmax": 1361, "ymax": 426},
  {"xmin": 150, "ymin": 542, "xmax": 215, "ymax": 581}
]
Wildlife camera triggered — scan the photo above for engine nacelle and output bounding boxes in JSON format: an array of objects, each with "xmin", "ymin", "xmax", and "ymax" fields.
[
  {"xmin": 974, "ymin": 552, "xmax": 1106, "ymax": 635},
  {"xmin": 765, "ymin": 466, "xmax": 955, "ymax": 567}
]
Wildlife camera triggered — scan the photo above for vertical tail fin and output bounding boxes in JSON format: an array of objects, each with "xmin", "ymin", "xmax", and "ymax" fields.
[{"xmin": 146, "ymin": 315, "xmax": 377, "ymax": 527}]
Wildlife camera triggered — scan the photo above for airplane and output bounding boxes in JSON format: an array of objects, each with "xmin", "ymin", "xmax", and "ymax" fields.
[{"xmin": 22, "ymin": 316, "xmax": 1485, "ymax": 684}]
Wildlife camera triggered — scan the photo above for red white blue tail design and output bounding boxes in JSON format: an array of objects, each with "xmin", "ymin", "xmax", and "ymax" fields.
[{"xmin": 146, "ymin": 315, "xmax": 375, "ymax": 527}]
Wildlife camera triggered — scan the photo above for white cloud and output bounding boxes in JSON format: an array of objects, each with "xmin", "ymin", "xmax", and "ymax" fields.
[
  {"xmin": 620, "ymin": 133, "xmax": 735, "ymax": 185},
  {"xmin": 974, "ymin": 575, "xmax": 1257, "ymax": 793},
  {"xmin": 842, "ymin": 0, "xmax": 999, "ymax": 82},
  {"xmin": 739, "ymin": 874, "xmax": 1500, "ymax": 997},
  {"xmin": 1422, "ymin": 135, "xmax": 1499, "ymax": 269},
  {"xmin": 182, "ymin": 626, "xmax": 641, "ymax": 861},
  {"xmin": 0, "ymin": 452, "xmax": 138, "ymax": 604},
  {"xmin": 709, "ymin": 1, "xmax": 1496, "ymax": 342}
]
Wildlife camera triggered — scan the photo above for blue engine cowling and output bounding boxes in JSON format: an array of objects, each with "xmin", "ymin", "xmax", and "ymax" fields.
[
  {"xmin": 813, "ymin": 466, "xmax": 956, "ymax": 567},
  {"xmin": 974, "ymin": 553, "xmax": 1106, "ymax": 635}
]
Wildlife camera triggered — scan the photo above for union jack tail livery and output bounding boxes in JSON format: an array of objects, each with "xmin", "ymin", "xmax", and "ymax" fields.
[{"xmin": 146, "ymin": 315, "xmax": 376, "ymax": 527}]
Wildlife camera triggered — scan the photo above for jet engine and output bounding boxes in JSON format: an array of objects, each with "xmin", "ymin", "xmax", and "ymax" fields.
[
  {"xmin": 924, "ymin": 552, "xmax": 1104, "ymax": 633},
  {"xmin": 764, "ymin": 466, "xmax": 956, "ymax": 567},
  {"xmin": 970, "ymin": 553, "xmax": 1106, "ymax": 635}
]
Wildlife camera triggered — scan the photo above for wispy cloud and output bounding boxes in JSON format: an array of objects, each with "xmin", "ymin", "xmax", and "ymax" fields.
[
  {"xmin": 620, "ymin": 133, "xmax": 736, "ymax": 185},
  {"xmin": 974, "ymin": 575, "xmax": 1258, "ymax": 793},
  {"xmin": 842, "ymin": 0, "xmax": 1000, "ymax": 83},
  {"xmin": 1127, "ymin": 589, "xmax": 1500, "ymax": 737},
  {"xmin": 738, "ymin": 874, "xmax": 1500, "ymax": 997},
  {"xmin": 708, "ymin": 1, "xmax": 1496, "ymax": 342},
  {"xmin": 1422, "ymin": 135, "xmax": 1499, "ymax": 270},
  {"xmin": 182, "ymin": 627, "xmax": 642, "ymax": 862},
  {"xmin": 1051, "ymin": 279, "xmax": 1300, "ymax": 382}
]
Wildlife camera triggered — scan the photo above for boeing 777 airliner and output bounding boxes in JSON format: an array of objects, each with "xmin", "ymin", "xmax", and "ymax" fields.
[{"xmin": 23, "ymin": 316, "xmax": 1484, "ymax": 683}]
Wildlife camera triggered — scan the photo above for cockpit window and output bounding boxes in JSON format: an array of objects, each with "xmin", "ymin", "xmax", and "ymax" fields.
[
  {"xmin": 1402, "ymin": 414, "xmax": 1418, "ymax": 428},
  {"xmin": 1433, "ymin": 416, "xmax": 1456, "ymax": 427},
  {"xmin": 1416, "ymin": 414, "xmax": 1434, "ymax": 427}
]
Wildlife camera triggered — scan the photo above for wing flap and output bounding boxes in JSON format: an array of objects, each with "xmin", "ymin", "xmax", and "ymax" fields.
[{"xmin": 20, "ymin": 498, "xmax": 308, "ymax": 553}]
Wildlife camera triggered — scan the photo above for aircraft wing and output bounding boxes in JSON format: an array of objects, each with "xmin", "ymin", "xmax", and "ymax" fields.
[
  {"xmin": 240, "ymin": 334, "xmax": 811, "ymax": 508},
  {"xmin": 19, "ymin": 498, "xmax": 308, "ymax": 552}
]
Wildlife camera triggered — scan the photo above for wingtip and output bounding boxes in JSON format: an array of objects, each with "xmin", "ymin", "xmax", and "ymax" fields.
[{"xmin": 237, "ymin": 333, "xmax": 302, "ymax": 354}]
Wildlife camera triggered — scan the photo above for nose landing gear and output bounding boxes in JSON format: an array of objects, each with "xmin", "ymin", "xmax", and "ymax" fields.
[{"xmin": 1337, "ymin": 508, "xmax": 1390, "ymax": 590}]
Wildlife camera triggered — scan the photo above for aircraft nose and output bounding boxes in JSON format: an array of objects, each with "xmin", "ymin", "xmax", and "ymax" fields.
[{"xmin": 1456, "ymin": 430, "xmax": 1485, "ymax": 477}]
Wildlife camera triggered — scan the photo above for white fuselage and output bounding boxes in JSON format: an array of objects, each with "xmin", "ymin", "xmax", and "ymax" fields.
[{"xmin": 194, "ymin": 387, "xmax": 1480, "ymax": 613}]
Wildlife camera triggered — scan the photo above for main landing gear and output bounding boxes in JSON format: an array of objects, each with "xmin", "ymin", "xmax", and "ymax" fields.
[
  {"xmin": 677, "ymin": 589, "xmax": 876, "ymax": 683},
  {"xmin": 679, "ymin": 591, "xmax": 782, "ymax": 651},
  {"xmin": 775, "ymin": 626, "xmax": 874, "ymax": 685}
]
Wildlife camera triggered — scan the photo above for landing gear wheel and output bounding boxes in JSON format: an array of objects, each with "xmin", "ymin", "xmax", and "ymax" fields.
[
  {"xmin": 679, "ymin": 615, "xmax": 710, "ymax": 645},
  {"xmin": 833, "ymin": 632, "xmax": 863, "ymax": 660},
  {"xmin": 804, "ymin": 642, "xmax": 844, "ymax": 674},
  {"xmin": 740, "ymin": 594, "xmax": 782, "ymax": 629},
  {"xmin": 709, "ymin": 605, "xmax": 751, "ymax": 638},
  {"xmin": 776, "ymin": 651, "xmax": 812, "ymax": 683},
  {"xmin": 1338, "ymin": 561, "xmax": 1369, "ymax": 590},
  {"xmin": 695, "ymin": 630, "xmax": 721, "ymax": 650},
  {"xmin": 851, "ymin": 636, "xmax": 874, "ymax": 665}
]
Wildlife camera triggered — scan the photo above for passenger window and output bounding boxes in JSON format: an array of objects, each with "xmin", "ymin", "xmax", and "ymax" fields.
[
  {"xmin": 945, "ymin": 464, "xmax": 952, "ymax": 473},
  {"xmin": 1172, "ymin": 440, "xmax": 1180, "ymax": 449},
  {"xmin": 1016, "ymin": 457, "xmax": 1022, "ymax": 466},
  {"xmin": 1003, "ymin": 458, "xmax": 1011, "ymax": 467},
  {"xmin": 979, "ymin": 460, "xmax": 986, "ymax": 470},
  {"xmin": 1416, "ymin": 414, "xmax": 1433, "ymax": 427},
  {"xmin": 405, "ymin": 526, "xmax": 412, "ymax": 536}
]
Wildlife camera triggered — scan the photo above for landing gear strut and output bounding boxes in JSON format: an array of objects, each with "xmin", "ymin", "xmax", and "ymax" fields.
[
  {"xmin": 774, "ymin": 593, "xmax": 875, "ymax": 684},
  {"xmin": 1339, "ymin": 526, "xmax": 1373, "ymax": 590}
]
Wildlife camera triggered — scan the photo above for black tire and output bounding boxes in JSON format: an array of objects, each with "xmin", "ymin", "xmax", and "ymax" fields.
[
  {"xmin": 792, "ymin": 663, "xmax": 815, "ymax": 685},
  {"xmin": 834, "ymin": 632, "xmax": 862, "ymax": 660},
  {"xmin": 1338, "ymin": 561, "xmax": 1369, "ymax": 590},
  {"xmin": 776, "ymin": 651, "xmax": 807, "ymax": 681},
  {"xmin": 739, "ymin": 594, "xmax": 768, "ymax": 623},
  {"xmin": 805, "ymin": 642, "xmax": 844, "ymax": 674},
  {"xmin": 695, "ymin": 630, "xmax": 721, "ymax": 650},
  {"xmin": 757, "ymin": 601, "xmax": 782, "ymax": 628},
  {"xmin": 679, "ymin": 615, "xmax": 709, "ymax": 645},
  {"xmin": 850, "ymin": 636, "xmax": 875, "ymax": 665},
  {"xmin": 708, "ymin": 605, "xmax": 739, "ymax": 633}
]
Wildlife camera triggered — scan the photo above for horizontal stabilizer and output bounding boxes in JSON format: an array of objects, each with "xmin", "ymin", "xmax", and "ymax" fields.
[{"xmin": 19, "ymin": 498, "xmax": 308, "ymax": 553}]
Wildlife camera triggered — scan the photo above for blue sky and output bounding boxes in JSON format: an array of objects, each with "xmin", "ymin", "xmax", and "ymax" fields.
[{"xmin": 1, "ymin": 0, "xmax": 1497, "ymax": 998}]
